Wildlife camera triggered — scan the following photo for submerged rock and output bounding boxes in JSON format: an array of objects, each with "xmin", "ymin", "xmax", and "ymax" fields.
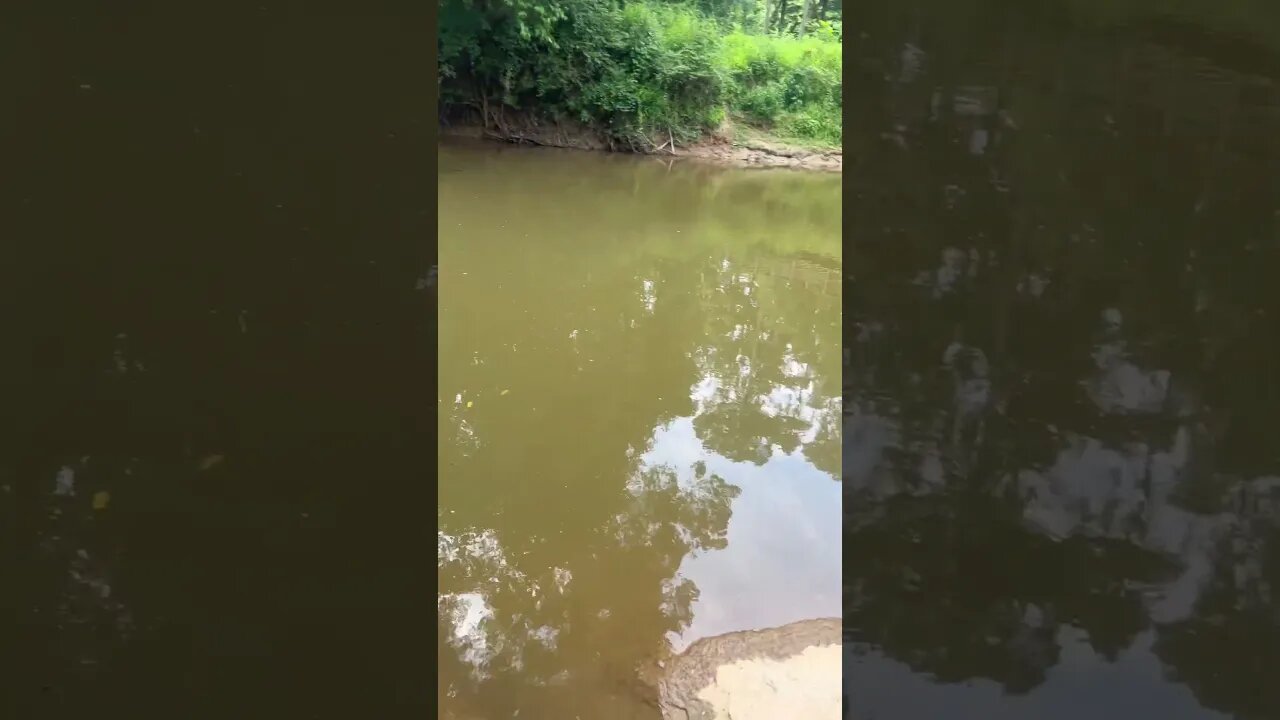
[{"xmin": 651, "ymin": 618, "xmax": 842, "ymax": 720}]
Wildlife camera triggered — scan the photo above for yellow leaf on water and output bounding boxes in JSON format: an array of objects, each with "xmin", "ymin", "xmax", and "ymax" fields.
[
  {"xmin": 500, "ymin": 389, "xmax": 510, "ymax": 396},
  {"xmin": 466, "ymin": 401, "xmax": 473, "ymax": 408},
  {"xmin": 92, "ymin": 491, "xmax": 110, "ymax": 511}
]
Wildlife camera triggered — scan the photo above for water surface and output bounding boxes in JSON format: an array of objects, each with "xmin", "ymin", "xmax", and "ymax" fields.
[
  {"xmin": 846, "ymin": 2, "xmax": 1280, "ymax": 718},
  {"xmin": 4, "ymin": 10, "xmax": 430, "ymax": 717},
  {"xmin": 438, "ymin": 141, "xmax": 842, "ymax": 719}
]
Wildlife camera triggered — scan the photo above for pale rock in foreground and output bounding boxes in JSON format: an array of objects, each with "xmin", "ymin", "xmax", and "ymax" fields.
[{"xmin": 655, "ymin": 618, "xmax": 842, "ymax": 720}]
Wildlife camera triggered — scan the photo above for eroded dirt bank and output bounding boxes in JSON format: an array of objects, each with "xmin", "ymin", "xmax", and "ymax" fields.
[{"xmin": 439, "ymin": 119, "xmax": 842, "ymax": 173}]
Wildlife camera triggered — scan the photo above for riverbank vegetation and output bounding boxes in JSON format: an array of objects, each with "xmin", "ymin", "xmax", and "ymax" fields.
[{"xmin": 438, "ymin": 0, "xmax": 843, "ymax": 152}]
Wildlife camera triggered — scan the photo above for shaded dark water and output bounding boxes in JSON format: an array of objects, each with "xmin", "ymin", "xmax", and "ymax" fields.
[
  {"xmin": 846, "ymin": 2, "xmax": 1280, "ymax": 719},
  {"xmin": 3, "ymin": 9, "xmax": 431, "ymax": 718},
  {"xmin": 10, "ymin": 3, "xmax": 1280, "ymax": 719}
]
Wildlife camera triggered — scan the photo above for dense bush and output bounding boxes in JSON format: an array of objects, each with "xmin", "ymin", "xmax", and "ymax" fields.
[
  {"xmin": 438, "ymin": 0, "xmax": 842, "ymax": 149},
  {"xmin": 718, "ymin": 25, "xmax": 842, "ymax": 144}
]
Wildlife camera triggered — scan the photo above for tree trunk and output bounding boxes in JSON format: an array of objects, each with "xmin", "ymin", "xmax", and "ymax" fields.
[
  {"xmin": 799, "ymin": 0, "xmax": 814, "ymax": 37},
  {"xmin": 772, "ymin": 0, "xmax": 787, "ymax": 34}
]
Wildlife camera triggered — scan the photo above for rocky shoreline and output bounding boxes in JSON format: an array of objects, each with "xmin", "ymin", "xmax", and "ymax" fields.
[{"xmin": 651, "ymin": 618, "xmax": 843, "ymax": 720}]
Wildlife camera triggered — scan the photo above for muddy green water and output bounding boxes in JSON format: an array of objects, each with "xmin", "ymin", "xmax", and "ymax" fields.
[{"xmin": 437, "ymin": 142, "xmax": 842, "ymax": 718}]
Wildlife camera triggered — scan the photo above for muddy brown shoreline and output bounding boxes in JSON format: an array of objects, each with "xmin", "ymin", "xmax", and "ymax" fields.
[{"xmin": 439, "ymin": 121, "xmax": 842, "ymax": 173}]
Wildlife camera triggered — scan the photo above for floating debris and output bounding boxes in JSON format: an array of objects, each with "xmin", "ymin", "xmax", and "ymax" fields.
[
  {"xmin": 198, "ymin": 454, "xmax": 225, "ymax": 472},
  {"xmin": 54, "ymin": 466, "xmax": 76, "ymax": 496}
]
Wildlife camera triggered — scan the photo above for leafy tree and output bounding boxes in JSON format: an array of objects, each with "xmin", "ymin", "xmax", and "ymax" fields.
[{"xmin": 438, "ymin": 0, "xmax": 842, "ymax": 148}]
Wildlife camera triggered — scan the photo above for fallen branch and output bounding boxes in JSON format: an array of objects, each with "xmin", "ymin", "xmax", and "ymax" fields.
[{"xmin": 482, "ymin": 129, "xmax": 552, "ymax": 148}]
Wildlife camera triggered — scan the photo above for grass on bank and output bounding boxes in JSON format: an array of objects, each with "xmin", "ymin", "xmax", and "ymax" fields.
[
  {"xmin": 719, "ymin": 27, "xmax": 842, "ymax": 148},
  {"xmin": 438, "ymin": 0, "xmax": 842, "ymax": 152}
]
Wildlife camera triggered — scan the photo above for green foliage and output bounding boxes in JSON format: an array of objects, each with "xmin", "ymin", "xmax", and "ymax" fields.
[
  {"xmin": 438, "ymin": 0, "xmax": 842, "ymax": 149},
  {"xmin": 718, "ymin": 28, "xmax": 841, "ymax": 142},
  {"xmin": 776, "ymin": 104, "xmax": 841, "ymax": 146}
]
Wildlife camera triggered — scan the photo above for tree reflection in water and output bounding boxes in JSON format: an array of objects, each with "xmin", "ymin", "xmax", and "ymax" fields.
[
  {"xmin": 846, "ymin": 2, "xmax": 1280, "ymax": 718},
  {"xmin": 439, "ymin": 148, "xmax": 841, "ymax": 719}
]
